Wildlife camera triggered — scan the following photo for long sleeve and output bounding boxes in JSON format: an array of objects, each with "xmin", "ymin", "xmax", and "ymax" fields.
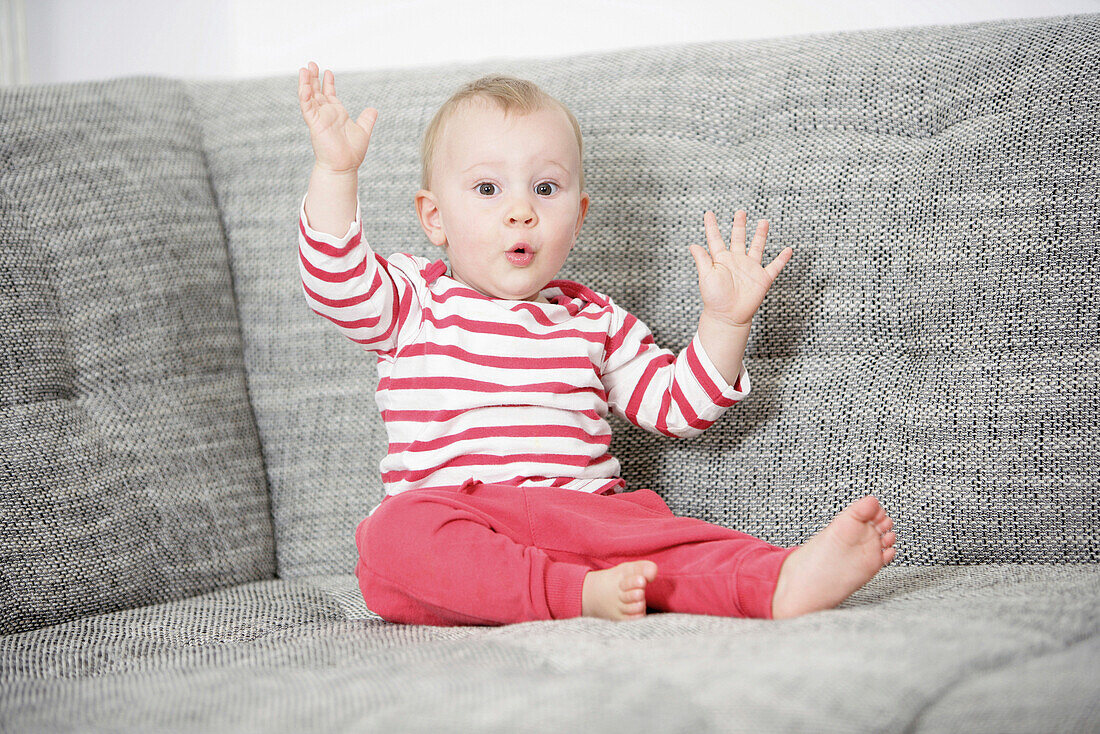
[
  {"xmin": 297, "ymin": 194, "xmax": 421, "ymax": 357},
  {"xmin": 601, "ymin": 300, "xmax": 750, "ymax": 438}
]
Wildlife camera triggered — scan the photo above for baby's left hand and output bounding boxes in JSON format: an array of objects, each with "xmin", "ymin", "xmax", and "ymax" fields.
[{"xmin": 689, "ymin": 210, "xmax": 793, "ymax": 327}]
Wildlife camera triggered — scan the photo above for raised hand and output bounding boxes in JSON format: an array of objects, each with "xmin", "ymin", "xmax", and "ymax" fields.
[
  {"xmin": 298, "ymin": 61, "xmax": 378, "ymax": 174},
  {"xmin": 689, "ymin": 210, "xmax": 792, "ymax": 327}
]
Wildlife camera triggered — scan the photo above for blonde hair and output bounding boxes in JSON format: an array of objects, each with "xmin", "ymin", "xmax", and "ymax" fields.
[{"xmin": 419, "ymin": 74, "xmax": 584, "ymax": 192}]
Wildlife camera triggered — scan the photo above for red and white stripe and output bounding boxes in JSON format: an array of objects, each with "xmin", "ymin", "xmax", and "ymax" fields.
[{"xmin": 298, "ymin": 195, "xmax": 750, "ymax": 511}]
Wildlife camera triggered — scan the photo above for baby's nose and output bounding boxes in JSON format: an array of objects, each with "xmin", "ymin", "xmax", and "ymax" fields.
[{"xmin": 507, "ymin": 199, "xmax": 537, "ymax": 226}]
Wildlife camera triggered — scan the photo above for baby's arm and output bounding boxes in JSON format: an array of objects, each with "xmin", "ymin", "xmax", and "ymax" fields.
[
  {"xmin": 298, "ymin": 61, "xmax": 378, "ymax": 236},
  {"xmin": 689, "ymin": 211, "xmax": 792, "ymax": 386},
  {"xmin": 297, "ymin": 63, "xmax": 418, "ymax": 356},
  {"xmin": 601, "ymin": 211, "xmax": 790, "ymax": 438},
  {"xmin": 602, "ymin": 307, "xmax": 748, "ymax": 438}
]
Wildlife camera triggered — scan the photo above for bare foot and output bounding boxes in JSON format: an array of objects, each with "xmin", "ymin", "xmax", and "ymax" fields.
[
  {"xmin": 771, "ymin": 495, "xmax": 897, "ymax": 619},
  {"xmin": 581, "ymin": 560, "xmax": 658, "ymax": 621}
]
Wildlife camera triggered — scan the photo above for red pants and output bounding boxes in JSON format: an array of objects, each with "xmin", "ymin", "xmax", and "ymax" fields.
[{"xmin": 355, "ymin": 482, "xmax": 797, "ymax": 626}]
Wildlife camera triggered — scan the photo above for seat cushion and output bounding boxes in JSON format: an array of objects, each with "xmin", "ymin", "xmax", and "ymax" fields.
[
  {"xmin": 0, "ymin": 78, "xmax": 275, "ymax": 634},
  {"xmin": 1, "ymin": 565, "xmax": 1096, "ymax": 732}
]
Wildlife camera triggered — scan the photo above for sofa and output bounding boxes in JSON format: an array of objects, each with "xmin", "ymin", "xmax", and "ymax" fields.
[{"xmin": 2, "ymin": 12, "xmax": 1097, "ymax": 732}]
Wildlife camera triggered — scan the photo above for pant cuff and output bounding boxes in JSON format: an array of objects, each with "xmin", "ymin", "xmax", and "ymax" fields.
[
  {"xmin": 736, "ymin": 544, "xmax": 799, "ymax": 619},
  {"xmin": 545, "ymin": 562, "xmax": 590, "ymax": 620}
]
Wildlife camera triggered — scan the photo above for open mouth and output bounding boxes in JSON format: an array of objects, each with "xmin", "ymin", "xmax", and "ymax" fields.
[{"xmin": 506, "ymin": 243, "xmax": 534, "ymax": 267}]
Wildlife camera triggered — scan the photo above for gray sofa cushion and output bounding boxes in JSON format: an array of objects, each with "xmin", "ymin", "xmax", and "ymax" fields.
[
  {"xmin": 190, "ymin": 13, "xmax": 1098, "ymax": 578},
  {"xmin": 0, "ymin": 79, "xmax": 276, "ymax": 634},
  {"xmin": 1, "ymin": 566, "xmax": 1097, "ymax": 732}
]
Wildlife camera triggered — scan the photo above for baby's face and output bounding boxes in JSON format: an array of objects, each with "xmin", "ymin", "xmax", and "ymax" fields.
[{"xmin": 415, "ymin": 100, "xmax": 589, "ymax": 301}]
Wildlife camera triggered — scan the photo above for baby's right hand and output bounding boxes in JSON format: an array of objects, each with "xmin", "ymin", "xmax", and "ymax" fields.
[{"xmin": 298, "ymin": 61, "xmax": 378, "ymax": 174}]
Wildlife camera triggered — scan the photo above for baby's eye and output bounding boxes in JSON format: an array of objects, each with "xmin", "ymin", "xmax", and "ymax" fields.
[
  {"xmin": 535, "ymin": 182, "xmax": 558, "ymax": 196},
  {"xmin": 477, "ymin": 183, "xmax": 498, "ymax": 196}
]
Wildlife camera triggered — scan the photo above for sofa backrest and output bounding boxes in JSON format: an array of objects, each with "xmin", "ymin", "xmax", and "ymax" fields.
[
  {"xmin": 197, "ymin": 13, "xmax": 1097, "ymax": 576},
  {"xmin": 0, "ymin": 79, "xmax": 276, "ymax": 634}
]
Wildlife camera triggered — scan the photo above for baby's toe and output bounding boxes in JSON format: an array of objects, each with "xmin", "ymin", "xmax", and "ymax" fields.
[
  {"xmin": 624, "ymin": 588, "xmax": 647, "ymax": 610},
  {"xmin": 619, "ymin": 561, "xmax": 658, "ymax": 590},
  {"xmin": 847, "ymin": 495, "xmax": 882, "ymax": 523},
  {"xmin": 882, "ymin": 530, "xmax": 897, "ymax": 549}
]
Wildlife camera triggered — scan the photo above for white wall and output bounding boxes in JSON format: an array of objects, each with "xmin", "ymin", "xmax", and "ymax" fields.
[{"xmin": 21, "ymin": 0, "xmax": 1100, "ymax": 85}]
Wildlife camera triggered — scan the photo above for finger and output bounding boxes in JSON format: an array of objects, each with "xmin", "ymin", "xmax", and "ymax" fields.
[
  {"xmin": 298, "ymin": 67, "xmax": 310, "ymax": 101},
  {"xmin": 310, "ymin": 62, "xmax": 322, "ymax": 97},
  {"xmin": 356, "ymin": 107, "xmax": 379, "ymax": 140},
  {"xmin": 322, "ymin": 70, "xmax": 343, "ymax": 109},
  {"xmin": 747, "ymin": 219, "xmax": 769, "ymax": 263},
  {"xmin": 689, "ymin": 244, "xmax": 713, "ymax": 280},
  {"xmin": 703, "ymin": 211, "xmax": 724, "ymax": 254},
  {"xmin": 730, "ymin": 210, "xmax": 747, "ymax": 255},
  {"xmin": 764, "ymin": 246, "xmax": 793, "ymax": 281},
  {"xmin": 298, "ymin": 68, "xmax": 315, "ymax": 118}
]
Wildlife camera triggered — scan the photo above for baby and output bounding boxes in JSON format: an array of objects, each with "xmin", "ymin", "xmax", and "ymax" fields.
[{"xmin": 297, "ymin": 62, "xmax": 897, "ymax": 625}]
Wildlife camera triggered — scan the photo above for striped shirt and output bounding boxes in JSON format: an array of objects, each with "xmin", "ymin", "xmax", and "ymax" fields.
[{"xmin": 298, "ymin": 195, "xmax": 750, "ymax": 513}]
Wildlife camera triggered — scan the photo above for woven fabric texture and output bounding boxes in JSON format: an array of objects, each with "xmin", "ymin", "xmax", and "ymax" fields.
[
  {"xmin": 1, "ymin": 14, "xmax": 1098, "ymax": 734},
  {"xmin": 0, "ymin": 79, "xmax": 276, "ymax": 635},
  {"xmin": 188, "ymin": 14, "xmax": 1099, "ymax": 577},
  {"xmin": 1, "ymin": 566, "xmax": 1097, "ymax": 732}
]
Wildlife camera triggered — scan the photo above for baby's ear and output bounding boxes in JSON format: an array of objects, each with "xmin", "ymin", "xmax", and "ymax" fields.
[
  {"xmin": 414, "ymin": 189, "xmax": 447, "ymax": 248},
  {"xmin": 574, "ymin": 191, "xmax": 590, "ymax": 239}
]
